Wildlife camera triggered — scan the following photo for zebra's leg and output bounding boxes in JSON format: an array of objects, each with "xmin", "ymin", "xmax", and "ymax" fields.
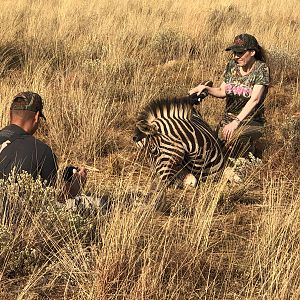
[
  {"xmin": 152, "ymin": 144, "xmax": 187, "ymax": 188},
  {"xmin": 173, "ymin": 166, "xmax": 198, "ymax": 188},
  {"xmin": 159, "ymin": 164, "xmax": 196, "ymax": 189},
  {"xmin": 183, "ymin": 173, "xmax": 197, "ymax": 187}
]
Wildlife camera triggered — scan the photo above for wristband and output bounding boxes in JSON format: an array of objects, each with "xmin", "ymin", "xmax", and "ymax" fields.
[{"xmin": 233, "ymin": 116, "xmax": 241, "ymax": 124}]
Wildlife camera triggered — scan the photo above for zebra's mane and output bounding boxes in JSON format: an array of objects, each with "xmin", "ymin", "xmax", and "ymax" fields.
[{"xmin": 137, "ymin": 96, "xmax": 195, "ymax": 124}]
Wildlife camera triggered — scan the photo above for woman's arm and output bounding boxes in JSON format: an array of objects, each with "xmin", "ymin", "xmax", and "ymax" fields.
[
  {"xmin": 222, "ymin": 85, "xmax": 266, "ymax": 141},
  {"xmin": 235, "ymin": 85, "xmax": 266, "ymax": 122},
  {"xmin": 189, "ymin": 82, "xmax": 227, "ymax": 98}
]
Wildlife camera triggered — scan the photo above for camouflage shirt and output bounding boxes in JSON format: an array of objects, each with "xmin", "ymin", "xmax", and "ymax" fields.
[{"xmin": 223, "ymin": 59, "xmax": 270, "ymax": 123}]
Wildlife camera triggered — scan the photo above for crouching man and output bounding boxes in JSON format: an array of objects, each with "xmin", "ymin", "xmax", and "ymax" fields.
[{"xmin": 0, "ymin": 91, "xmax": 87, "ymax": 200}]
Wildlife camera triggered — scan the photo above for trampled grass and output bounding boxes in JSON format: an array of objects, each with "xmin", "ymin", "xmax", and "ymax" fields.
[{"xmin": 0, "ymin": 0, "xmax": 300, "ymax": 299}]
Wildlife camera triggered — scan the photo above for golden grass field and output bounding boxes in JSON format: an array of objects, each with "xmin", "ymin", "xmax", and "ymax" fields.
[{"xmin": 0, "ymin": 0, "xmax": 300, "ymax": 299}]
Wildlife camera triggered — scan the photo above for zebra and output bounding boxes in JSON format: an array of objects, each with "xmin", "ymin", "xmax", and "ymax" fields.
[{"xmin": 133, "ymin": 91, "xmax": 225, "ymax": 187}]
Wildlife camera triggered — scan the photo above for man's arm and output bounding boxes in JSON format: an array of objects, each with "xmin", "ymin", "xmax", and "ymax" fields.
[
  {"xmin": 63, "ymin": 167, "xmax": 87, "ymax": 199},
  {"xmin": 40, "ymin": 147, "xmax": 87, "ymax": 201},
  {"xmin": 40, "ymin": 146, "xmax": 58, "ymax": 186}
]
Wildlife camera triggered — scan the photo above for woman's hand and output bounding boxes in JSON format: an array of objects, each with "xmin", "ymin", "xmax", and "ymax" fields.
[
  {"xmin": 188, "ymin": 84, "xmax": 207, "ymax": 96},
  {"xmin": 222, "ymin": 120, "xmax": 240, "ymax": 141}
]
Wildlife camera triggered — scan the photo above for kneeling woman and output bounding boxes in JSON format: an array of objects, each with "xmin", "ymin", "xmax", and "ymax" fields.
[{"xmin": 189, "ymin": 33, "xmax": 270, "ymax": 158}]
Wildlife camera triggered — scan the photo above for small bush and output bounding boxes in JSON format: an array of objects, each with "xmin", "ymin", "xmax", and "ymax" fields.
[
  {"xmin": 0, "ymin": 171, "xmax": 100, "ymax": 277},
  {"xmin": 281, "ymin": 116, "xmax": 300, "ymax": 156},
  {"xmin": 151, "ymin": 30, "xmax": 191, "ymax": 63},
  {"xmin": 0, "ymin": 43, "xmax": 24, "ymax": 76},
  {"xmin": 268, "ymin": 47, "xmax": 300, "ymax": 84}
]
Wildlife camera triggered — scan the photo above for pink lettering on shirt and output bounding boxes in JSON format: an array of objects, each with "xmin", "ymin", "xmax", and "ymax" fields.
[{"xmin": 225, "ymin": 83, "xmax": 253, "ymax": 98}]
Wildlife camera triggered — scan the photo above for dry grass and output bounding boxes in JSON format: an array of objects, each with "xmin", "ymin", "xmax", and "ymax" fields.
[{"xmin": 0, "ymin": 0, "xmax": 300, "ymax": 299}]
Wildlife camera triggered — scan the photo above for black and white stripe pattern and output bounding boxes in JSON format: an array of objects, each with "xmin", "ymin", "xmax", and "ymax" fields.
[{"xmin": 134, "ymin": 96, "xmax": 225, "ymax": 185}]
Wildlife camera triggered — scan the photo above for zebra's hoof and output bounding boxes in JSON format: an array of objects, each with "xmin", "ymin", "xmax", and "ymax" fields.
[{"xmin": 183, "ymin": 173, "xmax": 197, "ymax": 188}]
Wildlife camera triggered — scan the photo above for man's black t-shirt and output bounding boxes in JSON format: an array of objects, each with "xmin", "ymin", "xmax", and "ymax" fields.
[{"xmin": 0, "ymin": 124, "xmax": 57, "ymax": 185}]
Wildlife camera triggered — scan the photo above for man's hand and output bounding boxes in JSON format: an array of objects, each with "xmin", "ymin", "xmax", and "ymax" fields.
[{"xmin": 64, "ymin": 166, "xmax": 87, "ymax": 198}]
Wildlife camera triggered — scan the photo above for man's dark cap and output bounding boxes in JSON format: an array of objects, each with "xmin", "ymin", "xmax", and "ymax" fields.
[
  {"xmin": 10, "ymin": 91, "xmax": 46, "ymax": 119},
  {"xmin": 225, "ymin": 33, "xmax": 259, "ymax": 52}
]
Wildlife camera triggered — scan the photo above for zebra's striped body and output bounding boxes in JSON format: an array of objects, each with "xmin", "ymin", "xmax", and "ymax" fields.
[{"xmin": 134, "ymin": 96, "xmax": 225, "ymax": 186}]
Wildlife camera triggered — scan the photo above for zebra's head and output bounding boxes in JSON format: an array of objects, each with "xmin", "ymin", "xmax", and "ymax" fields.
[
  {"xmin": 133, "ymin": 97, "xmax": 195, "ymax": 184},
  {"xmin": 133, "ymin": 119, "xmax": 162, "ymax": 160}
]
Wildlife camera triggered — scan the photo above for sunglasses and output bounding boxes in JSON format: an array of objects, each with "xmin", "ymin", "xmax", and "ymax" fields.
[{"xmin": 233, "ymin": 50, "xmax": 248, "ymax": 57}]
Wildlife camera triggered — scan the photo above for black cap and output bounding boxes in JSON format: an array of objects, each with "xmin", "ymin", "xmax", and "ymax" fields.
[
  {"xmin": 225, "ymin": 33, "xmax": 259, "ymax": 52},
  {"xmin": 10, "ymin": 91, "xmax": 46, "ymax": 119}
]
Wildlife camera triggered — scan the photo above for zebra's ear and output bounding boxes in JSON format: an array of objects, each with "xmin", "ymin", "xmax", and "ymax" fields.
[
  {"xmin": 136, "ymin": 121, "xmax": 159, "ymax": 136},
  {"xmin": 133, "ymin": 127, "xmax": 146, "ymax": 143}
]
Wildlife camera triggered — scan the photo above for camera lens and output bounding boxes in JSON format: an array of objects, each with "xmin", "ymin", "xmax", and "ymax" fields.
[{"xmin": 63, "ymin": 166, "xmax": 77, "ymax": 182}]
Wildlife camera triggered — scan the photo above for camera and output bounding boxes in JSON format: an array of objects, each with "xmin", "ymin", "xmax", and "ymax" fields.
[
  {"xmin": 63, "ymin": 165, "xmax": 79, "ymax": 182},
  {"xmin": 189, "ymin": 80, "xmax": 213, "ymax": 105}
]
